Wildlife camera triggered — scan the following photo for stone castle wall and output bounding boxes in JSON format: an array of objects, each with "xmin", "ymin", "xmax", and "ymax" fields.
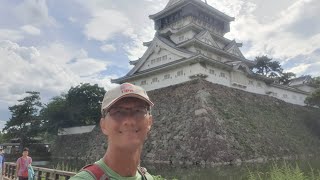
[{"xmin": 52, "ymin": 79, "xmax": 320, "ymax": 166}]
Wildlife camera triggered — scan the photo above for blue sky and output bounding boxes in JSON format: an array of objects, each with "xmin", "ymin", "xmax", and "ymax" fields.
[{"xmin": 0, "ymin": 0, "xmax": 319, "ymax": 130}]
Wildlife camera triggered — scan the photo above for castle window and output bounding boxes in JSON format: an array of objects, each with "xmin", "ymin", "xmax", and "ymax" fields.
[
  {"xmin": 164, "ymin": 74, "xmax": 170, "ymax": 79},
  {"xmin": 257, "ymin": 82, "xmax": 262, "ymax": 87},
  {"xmin": 217, "ymin": 56, "xmax": 222, "ymax": 61},
  {"xmin": 248, "ymin": 80, "xmax": 254, "ymax": 85},
  {"xmin": 196, "ymin": 49, "xmax": 201, "ymax": 54},
  {"xmin": 177, "ymin": 70, "xmax": 183, "ymax": 76},
  {"xmin": 209, "ymin": 69, "xmax": 215, "ymax": 74},
  {"xmin": 141, "ymin": 80, "xmax": 146, "ymax": 85},
  {"xmin": 162, "ymin": 55, "xmax": 167, "ymax": 61},
  {"xmin": 156, "ymin": 57, "xmax": 161, "ymax": 63},
  {"xmin": 152, "ymin": 77, "xmax": 158, "ymax": 82},
  {"xmin": 220, "ymin": 72, "xmax": 225, "ymax": 77},
  {"xmin": 283, "ymin": 94, "xmax": 288, "ymax": 98},
  {"xmin": 151, "ymin": 59, "xmax": 155, "ymax": 64}
]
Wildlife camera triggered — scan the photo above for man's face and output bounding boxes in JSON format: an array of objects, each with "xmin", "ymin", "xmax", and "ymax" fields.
[{"xmin": 100, "ymin": 97, "xmax": 153, "ymax": 150}]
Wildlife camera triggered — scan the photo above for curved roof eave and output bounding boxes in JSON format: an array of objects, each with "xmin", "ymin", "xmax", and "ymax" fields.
[
  {"xmin": 178, "ymin": 38, "xmax": 255, "ymax": 66},
  {"xmin": 111, "ymin": 54, "xmax": 233, "ymax": 83},
  {"xmin": 149, "ymin": 0, "xmax": 234, "ymax": 22}
]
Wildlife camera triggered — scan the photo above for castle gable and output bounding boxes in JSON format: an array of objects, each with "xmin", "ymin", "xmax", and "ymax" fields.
[
  {"xmin": 127, "ymin": 36, "xmax": 193, "ymax": 76},
  {"xmin": 224, "ymin": 40, "xmax": 245, "ymax": 58},
  {"xmin": 196, "ymin": 31, "xmax": 221, "ymax": 49}
]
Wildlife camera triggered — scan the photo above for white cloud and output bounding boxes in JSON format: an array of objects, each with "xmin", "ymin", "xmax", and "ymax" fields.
[
  {"xmin": 226, "ymin": 0, "xmax": 320, "ymax": 61},
  {"xmin": 14, "ymin": 0, "xmax": 57, "ymax": 27},
  {"xmin": 0, "ymin": 29, "xmax": 24, "ymax": 41},
  {"xmin": 286, "ymin": 64, "xmax": 311, "ymax": 75},
  {"xmin": 68, "ymin": 58, "xmax": 109, "ymax": 77},
  {"xmin": 21, "ymin": 25, "xmax": 41, "ymax": 35},
  {"xmin": 69, "ymin": 17, "xmax": 77, "ymax": 23},
  {"xmin": 0, "ymin": 40, "xmax": 113, "ymax": 110},
  {"xmin": 77, "ymin": 1, "xmax": 160, "ymax": 60},
  {"xmin": 84, "ymin": 10, "xmax": 130, "ymax": 41},
  {"xmin": 100, "ymin": 44, "xmax": 116, "ymax": 53}
]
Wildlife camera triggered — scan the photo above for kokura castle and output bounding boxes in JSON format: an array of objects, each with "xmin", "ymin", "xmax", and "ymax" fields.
[{"xmin": 112, "ymin": 0, "xmax": 315, "ymax": 106}]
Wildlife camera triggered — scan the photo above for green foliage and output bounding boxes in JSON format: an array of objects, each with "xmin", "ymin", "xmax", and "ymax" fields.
[
  {"xmin": 247, "ymin": 162, "xmax": 320, "ymax": 180},
  {"xmin": 278, "ymin": 72, "xmax": 296, "ymax": 85},
  {"xmin": 305, "ymin": 88, "xmax": 320, "ymax": 107},
  {"xmin": 66, "ymin": 83, "xmax": 106, "ymax": 125},
  {"xmin": 251, "ymin": 56, "xmax": 298, "ymax": 85},
  {"xmin": 251, "ymin": 56, "xmax": 283, "ymax": 78},
  {"xmin": 55, "ymin": 162, "xmax": 77, "ymax": 172},
  {"xmin": 41, "ymin": 83, "xmax": 106, "ymax": 134},
  {"xmin": 309, "ymin": 77, "xmax": 320, "ymax": 88},
  {"xmin": 3, "ymin": 91, "xmax": 43, "ymax": 147}
]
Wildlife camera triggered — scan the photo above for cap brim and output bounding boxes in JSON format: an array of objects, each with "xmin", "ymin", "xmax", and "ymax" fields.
[{"xmin": 102, "ymin": 93, "xmax": 154, "ymax": 112}]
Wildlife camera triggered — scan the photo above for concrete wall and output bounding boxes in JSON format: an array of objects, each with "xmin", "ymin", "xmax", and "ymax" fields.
[{"xmin": 58, "ymin": 125, "xmax": 95, "ymax": 135}]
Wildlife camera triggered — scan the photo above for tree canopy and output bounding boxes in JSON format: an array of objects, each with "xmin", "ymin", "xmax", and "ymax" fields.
[
  {"xmin": 4, "ymin": 91, "xmax": 43, "ymax": 148},
  {"xmin": 251, "ymin": 55, "xmax": 296, "ymax": 85},
  {"xmin": 41, "ymin": 83, "xmax": 106, "ymax": 134},
  {"xmin": 305, "ymin": 76, "xmax": 320, "ymax": 107}
]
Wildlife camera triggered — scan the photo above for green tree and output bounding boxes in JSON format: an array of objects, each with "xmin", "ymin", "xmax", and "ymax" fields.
[
  {"xmin": 4, "ymin": 91, "xmax": 43, "ymax": 148},
  {"xmin": 41, "ymin": 96, "xmax": 69, "ymax": 134},
  {"xmin": 66, "ymin": 83, "xmax": 106, "ymax": 125},
  {"xmin": 251, "ymin": 55, "xmax": 283, "ymax": 78},
  {"xmin": 309, "ymin": 76, "xmax": 320, "ymax": 88},
  {"xmin": 305, "ymin": 88, "xmax": 320, "ymax": 107},
  {"xmin": 305, "ymin": 76, "xmax": 320, "ymax": 107},
  {"xmin": 251, "ymin": 55, "xmax": 298, "ymax": 85},
  {"xmin": 277, "ymin": 72, "xmax": 296, "ymax": 85},
  {"xmin": 41, "ymin": 83, "xmax": 106, "ymax": 134}
]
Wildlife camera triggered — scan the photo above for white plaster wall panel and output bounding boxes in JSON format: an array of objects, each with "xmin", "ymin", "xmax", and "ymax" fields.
[
  {"xmin": 130, "ymin": 66, "xmax": 194, "ymax": 91},
  {"xmin": 170, "ymin": 16, "xmax": 193, "ymax": 30},
  {"xmin": 58, "ymin": 125, "xmax": 96, "ymax": 135},
  {"xmin": 170, "ymin": 30, "xmax": 196, "ymax": 44},
  {"xmin": 139, "ymin": 50, "xmax": 183, "ymax": 72},
  {"xmin": 231, "ymin": 71, "xmax": 247, "ymax": 86},
  {"xmin": 205, "ymin": 65, "xmax": 230, "ymax": 86},
  {"xmin": 268, "ymin": 86, "xmax": 307, "ymax": 106},
  {"xmin": 245, "ymin": 78, "xmax": 267, "ymax": 95},
  {"xmin": 295, "ymin": 85, "xmax": 315, "ymax": 93}
]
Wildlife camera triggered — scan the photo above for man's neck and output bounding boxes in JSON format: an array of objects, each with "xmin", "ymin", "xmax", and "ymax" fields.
[{"xmin": 103, "ymin": 146, "xmax": 142, "ymax": 177}]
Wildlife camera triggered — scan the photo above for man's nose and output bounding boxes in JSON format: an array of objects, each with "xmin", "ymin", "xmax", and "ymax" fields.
[{"xmin": 122, "ymin": 112, "xmax": 136, "ymax": 126}]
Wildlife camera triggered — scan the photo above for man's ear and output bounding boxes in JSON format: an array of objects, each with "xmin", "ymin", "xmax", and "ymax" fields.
[
  {"xmin": 147, "ymin": 115, "xmax": 153, "ymax": 131},
  {"xmin": 100, "ymin": 118, "xmax": 109, "ymax": 136}
]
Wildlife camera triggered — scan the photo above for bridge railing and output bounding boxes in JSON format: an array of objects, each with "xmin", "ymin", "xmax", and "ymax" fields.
[{"xmin": 4, "ymin": 162, "xmax": 77, "ymax": 180}]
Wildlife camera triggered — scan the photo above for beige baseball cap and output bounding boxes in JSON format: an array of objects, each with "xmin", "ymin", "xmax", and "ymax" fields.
[{"xmin": 101, "ymin": 83, "xmax": 154, "ymax": 113}]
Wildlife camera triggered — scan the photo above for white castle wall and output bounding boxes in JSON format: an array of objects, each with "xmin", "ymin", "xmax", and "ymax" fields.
[
  {"xmin": 170, "ymin": 30, "xmax": 196, "ymax": 44},
  {"xmin": 129, "ymin": 62, "xmax": 308, "ymax": 106},
  {"xmin": 139, "ymin": 49, "xmax": 183, "ymax": 72}
]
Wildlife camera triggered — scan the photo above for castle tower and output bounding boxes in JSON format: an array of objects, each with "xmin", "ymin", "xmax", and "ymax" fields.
[
  {"xmin": 112, "ymin": 0, "xmax": 256, "ymax": 91},
  {"xmin": 111, "ymin": 0, "xmax": 309, "ymax": 107}
]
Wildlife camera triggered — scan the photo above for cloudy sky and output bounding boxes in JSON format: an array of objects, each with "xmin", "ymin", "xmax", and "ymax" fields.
[{"xmin": 0, "ymin": 0, "xmax": 319, "ymax": 130}]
